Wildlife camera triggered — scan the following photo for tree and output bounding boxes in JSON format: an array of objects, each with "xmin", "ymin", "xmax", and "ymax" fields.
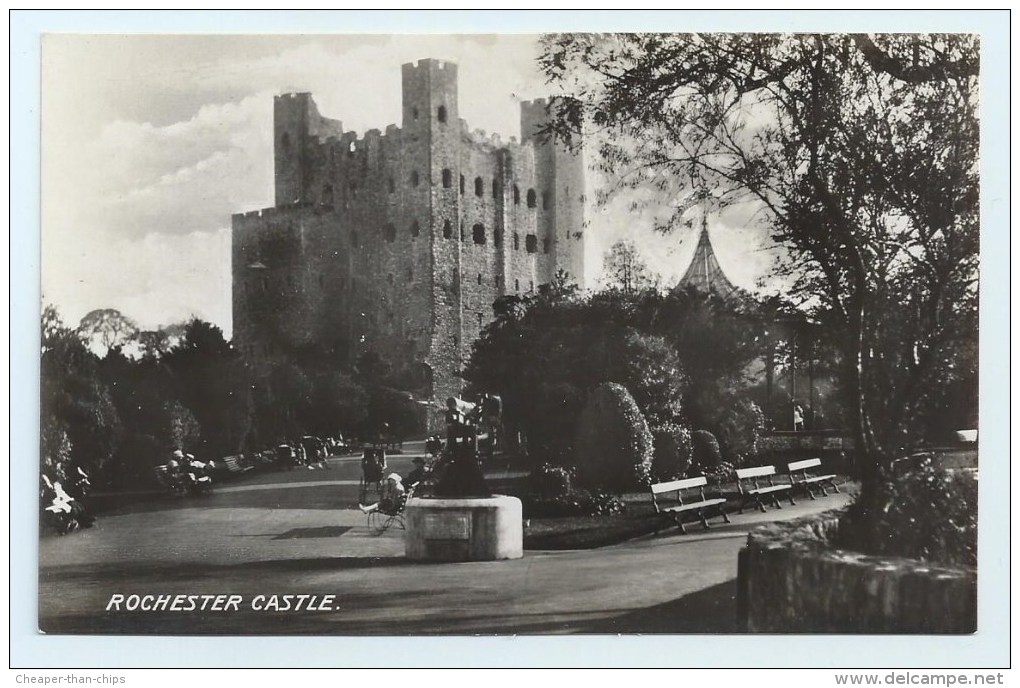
[
  {"xmin": 77, "ymin": 308, "xmax": 139, "ymax": 356},
  {"xmin": 600, "ymin": 239, "xmax": 659, "ymax": 293},
  {"xmin": 574, "ymin": 382, "xmax": 654, "ymax": 490},
  {"xmin": 540, "ymin": 34, "xmax": 979, "ymax": 506}
]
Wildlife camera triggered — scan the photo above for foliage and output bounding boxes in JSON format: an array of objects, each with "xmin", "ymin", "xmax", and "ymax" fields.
[
  {"xmin": 717, "ymin": 399, "xmax": 765, "ymax": 465},
  {"xmin": 697, "ymin": 461, "xmax": 736, "ymax": 487},
  {"xmin": 539, "ymin": 33, "xmax": 980, "ymax": 503},
  {"xmin": 522, "ymin": 489, "xmax": 626, "ymax": 519},
  {"xmin": 650, "ymin": 421, "xmax": 693, "ymax": 480},
  {"xmin": 77, "ymin": 308, "xmax": 139, "ymax": 356},
  {"xmin": 691, "ymin": 430, "xmax": 723, "ymax": 469},
  {"xmin": 600, "ymin": 239, "xmax": 659, "ymax": 293},
  {"xmin": 839, "ymin": 460, "xmax": 977, "ymax": 567},
  {"xmin": 528, "ymin": 463, "xmax": 575, "ymax": 498},
  {"xmin": 573, "ymin": 383, "xmax": 654, "ymax": 491}
]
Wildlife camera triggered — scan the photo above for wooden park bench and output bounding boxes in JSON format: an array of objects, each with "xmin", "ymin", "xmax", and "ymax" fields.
[
  {"xmin": 222, "ymin": 455, "xmax": 253, "ymax": 473},
  {"xmin": 786, "ymin": 458, "xmax": 838, "ymax": 499},
  {"xmin": 650, "ymin": 476, "xmax": 731, "ymax": 534},
  {"xmin": 735, "ymin": 465, "xmax": 796, "ymax": 513}
]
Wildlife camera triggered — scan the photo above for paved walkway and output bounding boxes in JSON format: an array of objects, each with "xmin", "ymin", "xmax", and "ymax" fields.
[{"xmin": 38, "ymin": 485, "xmax": 852, "ymax": 635}]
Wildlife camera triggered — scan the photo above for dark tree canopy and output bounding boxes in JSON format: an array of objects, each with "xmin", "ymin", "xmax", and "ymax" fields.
[{"xmin": 539, "ymin": 34, "xmax": 979, "ymax": 485}]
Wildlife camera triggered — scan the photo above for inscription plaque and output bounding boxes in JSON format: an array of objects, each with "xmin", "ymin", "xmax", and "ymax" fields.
[{"xmin": 424, "ymin": 512, "xmax": 471, "ymax": 540}]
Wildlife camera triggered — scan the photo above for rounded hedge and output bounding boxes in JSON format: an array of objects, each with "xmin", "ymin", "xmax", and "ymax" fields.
[
  {"xmin": 651, "ymin": 421, "xmax": 693, "ymax": 480},
  {"xmin": 574, "ymin": 382, "xmax": 654, "ymax": 491},
  {"xmin": 692, "ymin": 429, "xmax": 723, "ymax": 468}
]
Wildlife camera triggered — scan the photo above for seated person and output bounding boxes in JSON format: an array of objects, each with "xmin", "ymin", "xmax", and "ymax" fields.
[
  {"xmin": 405, "ymin": 456, "xmax": 428, "ymax": 490},
  {"xmin": 359, "ymin": 473, "xmax": 405, "ymax": 515}
]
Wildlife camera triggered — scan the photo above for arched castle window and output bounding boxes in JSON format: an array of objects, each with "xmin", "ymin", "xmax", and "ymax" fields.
[
  {"xmin": 527, "ymin": 189, "xmax": 537, "ymax": 208},
  {"xmin": 460, "ymin": 175, "xmax": 465, "ymax": 195},
  {"xmin": 410, "ymin": 220, "xmax": 420, "ymax": 238},
  {"xmin": 410, "ymin": 171, "xmax": 419, "ymax": 188},
  {"xmin": 543, "ymin": 238, "xmax": 550, "ymax": 254},
  {"xmin": 494, "ymin": 228, "xmax": 503, "ymax": 248},
  {"xmin": 542, "ymin": 191, "xmax": 550, "ymax": 210},
  {"xmin": 513, "ymin": 185, "xmax": 520, "ymax": 205},
  {"xmin": 437, "ymin": 105, "xmax": 447, "ymax": 123},
  {"xmin": 515, "ymin": 278, "xmax": 520, "ymax": 292},
  {"xmin": 526, "ymin": 234, "xmax": 538, "ymax": 253},
  {"xmin": 322, "ymin": 184, "xmax": 334, "ymax": 206},
  {"xmin": 513, "ymin": 232, "xmax": 520, "ymax": 251},
  {"xmin": 388, "ymin": 178, "xmax": 395, "ymax": 194},
  {"xmin": 472, "ymin": 223, "xmax": 486, "ymax": 245},
  {"xmin": 460, "ymin": 220, "xmax": 465, "ymax": 242},
  {"xmin": 384, "ymin": 223, "xmax": 396, "ymax": 242},
  {"xmin": 280, "ymin": 132, "xmax": 291, "ymax": 154},
  {"xmin": 476, "ymin": 273, "xmax": 482, "ymax": 285},
  {"xmin": 443, "ymin": 220, "xmax": 452, "ymax": 239},
  {"xmin": 474, "ymin": 177, "xmax": 484, "ymax": 197},
  {"xmin": 442, "ymin": 169, "xmax": 452, "ymax": 189},
  {"xmin": 492, "ymin": 178, "xmax": 499, "ymax": 198}
]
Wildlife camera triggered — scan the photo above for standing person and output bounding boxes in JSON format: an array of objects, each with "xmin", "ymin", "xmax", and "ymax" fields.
[{"xmin": 793, "ymin": 404, "xmax": 805, "ymax": 432}]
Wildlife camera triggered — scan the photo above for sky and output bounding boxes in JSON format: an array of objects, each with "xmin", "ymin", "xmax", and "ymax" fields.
[{"xmin": 42, "ymin": 33, "xmax": 779, "ymax": 339}]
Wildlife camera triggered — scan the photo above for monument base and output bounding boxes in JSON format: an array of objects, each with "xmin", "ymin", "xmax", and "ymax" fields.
[{"xmin": 404, "ymin": 495, "xmax": 523, "ymax": 562}]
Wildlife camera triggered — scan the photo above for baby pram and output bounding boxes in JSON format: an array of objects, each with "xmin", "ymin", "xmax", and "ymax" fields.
[{"xmin": 359, "ymin": 448, "xmax": 387, "ymax": 503}]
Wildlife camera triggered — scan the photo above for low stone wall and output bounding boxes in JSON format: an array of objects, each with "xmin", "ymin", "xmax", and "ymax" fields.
[{"xmin": 737, "ymin": 509, "xmax": 976, "ymax": 633}]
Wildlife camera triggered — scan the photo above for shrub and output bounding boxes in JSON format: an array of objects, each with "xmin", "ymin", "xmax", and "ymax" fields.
[
  {"xmin": 522, "ymin": 489, "xmax": 626, "ymax": 518},
  {"xmin": 574, "ymin": 383, "xmax": 654, "ymax": 491},
  {"xmin": 650, "ymin": 421, "xmax": 693, "ymax": 480},
  {"xmin": 691, "ymin": 429, "xmax": 722, "ymax": 468},
  {"xmin": 717, "ymin": 399, "xmax": 764, "ymax": 465},
  {"xmin": 839, "ymin": 459, "xmax": 977, "ymax": 567},
  {"xmin": 697, "ymin": 461, "xmax": 736, "ymax": 486},
  {"xmin": 529, "ymin": 463, "xmax": 575, "ymax": 498}
]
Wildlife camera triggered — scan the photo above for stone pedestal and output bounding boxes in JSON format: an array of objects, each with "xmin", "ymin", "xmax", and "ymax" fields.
[{"xmin": 404, "ymin": 495, "xmax": 523, "ymax": 561}]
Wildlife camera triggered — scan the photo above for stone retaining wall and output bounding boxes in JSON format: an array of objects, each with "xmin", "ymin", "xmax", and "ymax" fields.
[{"xmin": 737, "ymin": 509, "xmax": 976, "ymax": 633}]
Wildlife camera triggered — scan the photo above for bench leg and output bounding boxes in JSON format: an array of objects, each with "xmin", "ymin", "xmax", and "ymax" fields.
[
  {"xmin": 699, "ymin": 510, "xmax": 711, "ymax": 530},
  {"xmin": 771, "ymin": 494, "xmax": 782, "ymax": 510},
  {"xmin": 788, "ymin": 492, "xmax": 797, "ymax": 506},
  {"xmin": 720, "ymin": 507, "xmax": 732, "ymax": 525},
  {"xmin": 674, "ymin": 514, "xmax": 688, "ymax": 535},
  {"xmin": 806, "ymin": 484, "xmax": 818, "ymax": 500},
  {"xmin": 758, "ymin": 496, "xmax": 768, "ymax": 513},
  {"xmin": 829, "ymin": 481, "xmax": 840, "ymax": 494}
]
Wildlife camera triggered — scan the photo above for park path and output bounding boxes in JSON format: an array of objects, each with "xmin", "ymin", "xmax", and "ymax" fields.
[{"xmin": 38, "ymin": 484, "xmax": 851, "ymax": 635}]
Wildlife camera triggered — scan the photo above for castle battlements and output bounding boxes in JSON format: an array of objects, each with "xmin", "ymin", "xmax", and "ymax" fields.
[{"xmin": 235, "ymin": 59, "xmax": 586, "ymax": 423}]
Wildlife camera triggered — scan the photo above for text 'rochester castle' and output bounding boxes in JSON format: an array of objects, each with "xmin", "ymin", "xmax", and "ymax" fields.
[{"xmin": 232, "ymin": 59, "xmax": 587, "ymax": 417}]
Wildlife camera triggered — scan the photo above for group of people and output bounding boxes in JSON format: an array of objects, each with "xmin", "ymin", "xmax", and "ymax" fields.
[
  {"xmin": 275, "ymin": 436, "xmax": 331, "ymax": 471},
  {"xmin": 40, "ymin": 460, "xmax": 94, "ymax": 534},
  {"xmin": 163, "ymin": 449, "xmax": 215, "ymax": 496}
]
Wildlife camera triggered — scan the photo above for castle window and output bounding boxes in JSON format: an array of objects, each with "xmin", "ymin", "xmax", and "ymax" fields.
[
  {"xmin": 460, "ymin": 220, "xmax": 465, "ymax": 242},
  {"xmin": 349, "ymin": 141, "xmax": 356, "ymax": 154},
  {"xmin": 412, "ymin": 106, "xmax": 419, "ymax": 120},
  {"xmin": 492, "ymin": 178, "xmax": 499, "ymax": 198},
  {"xmin": 527, "ymin": 189, "xmax": 537, "ymax": 208},
  {"xmin": 494, "ymin": 228, "xmax": 503, "ymax": 248},
  {"xmin": 443, "ymin": 220, "xmax": 452, "ymax": 239},
  {"xmin": 387, "ymin": 273, "xmax": 394, "ymax": 285},
  {"xmin": 476, "ymin": 273, "xmax": 482, "ymax": 285},
  {"xmin": 437, "ymin": 105, "xmax": 447, "ymax": 123},
  {"xmin": 388, "ymin": 178, "xmax": 395, "ymax": 194},
  {"xmin": 474, "ymin": 177, "xmax": 484, "ymax": 197},
  {"xmin": 411, "ymin": 171, "xmax": 419, "ymax": 188},
  {"xmin": 477, "ymin": 313, "xmax": 483, "ymax": 329},
  {"xmin": 526, "ymin": 234, "xmax": 538, "ymax": 253},
  {"xmin": 410, "ymin": 220, "xmax": 420, "ymax": 238},
  {"xmin": 542, "ymin": 191, "xmax": 550, "ymax": 210},
  {"xmin": 280, "ymin": 132, "xmax": 291, "ymax": 154},
  {"xmin": 460, "ymin": 175, "xmax": 465, "ymax": 195},
  {"xmin": 515, "ymin": 278, "xmax": 520, "ymax": 292},
  {"xmin": 530, "ymin": 280, "xmax": 535, "ymax": 292},
  {"xmin": 543, "ymin": 238, "xmax": 550, "ymax": 254},
  {"xmin": 513, "ymin": 185, "xmax": 520, "ymax": 205},
  {"xmin": 322, "ymin": 184, "xmax": 334, "ymax": 206},
  {"xmin": 384, "ymin": 223, "xmax": 396, "ymax": 242},
  {"xmin": 513, "ymin": 233, "xmax": 520, "ymax": 251},
  {"xmin": 472, "ymin": 223, "xmax": 486, "ymax": 245},
  {"xmin": 442, "ymin": 168, "xmax": 452, "ymax": 189}
]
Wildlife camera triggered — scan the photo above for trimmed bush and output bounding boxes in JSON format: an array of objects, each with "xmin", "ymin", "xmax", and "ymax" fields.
[
  {"xmin": 529, "ymin": 463, "xmax": 575, "ymax": 498},
  {"xmin": 718, "ymin": 399, "xmax": 765, "ymax": 465},
  {"xmin": 522, "ymin": 489, "xmax": 626, "ymax": 518},
  {"xmin": 691, "ymin": 429, "xmax": 722, "ymax": 468},
  {"xmin": 574, "ymin": 383, "xmax": 654, "ymax": 491},
  {"xmin": 651, "ymin": 421, "xmax": 693, "ymax": 480}
]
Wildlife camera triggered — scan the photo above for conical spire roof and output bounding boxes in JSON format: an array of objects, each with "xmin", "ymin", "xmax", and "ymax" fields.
[{"xmin": 676, "ymin": 215, "xmax": 740, "ymax": 300}]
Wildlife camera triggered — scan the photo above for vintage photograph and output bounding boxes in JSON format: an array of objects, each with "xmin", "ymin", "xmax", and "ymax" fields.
[{"xmin": 38, "ymin": 31, "xmax": 979, "ymax": 637}]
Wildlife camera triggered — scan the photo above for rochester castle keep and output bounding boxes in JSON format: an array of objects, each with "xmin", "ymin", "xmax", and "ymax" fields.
[{"xmin": 232, "ymin": 59, "xmax": 587, "ymax": 420}]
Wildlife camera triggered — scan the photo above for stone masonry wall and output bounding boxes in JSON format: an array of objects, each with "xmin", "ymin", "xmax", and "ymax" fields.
[
  {"xmin": 738, "ymin": 509, "xmax": 977, "ymax": 633},
  {"xmin": 234, "ymin": 59, "xmax": 586, "ymax": 416}
]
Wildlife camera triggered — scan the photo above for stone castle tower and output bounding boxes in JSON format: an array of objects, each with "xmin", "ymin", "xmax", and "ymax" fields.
[{"xmin": 232, "ymin": 59, "xmax": 586, "ymax": 420}]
